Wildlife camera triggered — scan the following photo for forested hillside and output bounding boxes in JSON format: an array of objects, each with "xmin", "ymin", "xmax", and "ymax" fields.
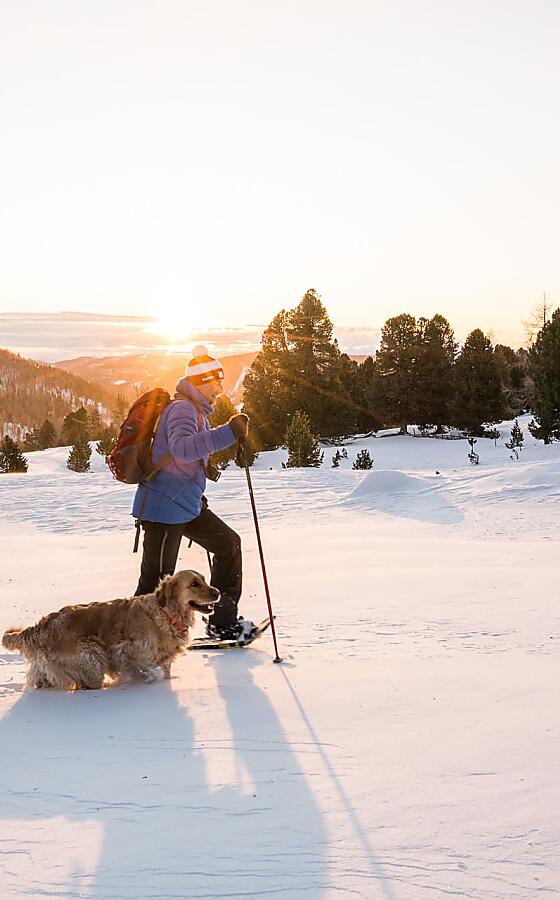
[{"xmin": 0, "ymin": 349, "xmax": 115, "ymax": 441}]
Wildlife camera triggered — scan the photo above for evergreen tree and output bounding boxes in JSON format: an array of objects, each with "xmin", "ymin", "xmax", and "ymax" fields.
[
  {"xmin": 450, "ymin": 330, "xmax": 505, "ymax": 436},
  {"xmin": 243, "ymin": 289, "xmax": 355, "ymax": 448},
  {"xmin": 494, "ymin": 344, "xmax": 530, "ymax": 417},
  {"xmin": 0, "ymin": 436, "xmax": 28, "ymax": 473},
  {"xmin": 353, "ymin": 355, "xmax": 381, "ymax": 433},
  {"xmin": 283, "ymin": 410, "xmax": 324, "ymax": 468},
  {"xmin": 67, "ymin": 436, "xmax": 92, "ymax": 472},
  {"xmin": 414, "ymin": 314, "xmax": 457, "ymax": 431},
  {"xmin": 505, "ymin": 419, "xmax": 524, "ymax": 458},
  {"xmin": 208, "ymin": 394, "xmax": 238, "ymax": 469},
  {"xmin": 352, "ymin": 448, "xmax": 374, "ymax": 470},
  {"xmin": 23, "ymin": 418, "xmax": 57, "ymax": 451},
  {"xmin": 87, "ymin": 406, "xmax": 103, "ymax": 440},
  {"xmin": 61, "ymin": 407, "xmax": 89, "ymax": 446},
  {"xmin": 373, "ymin": 314, "xmax": 418, "ymax": 434},
  {"xmin": 38, "ymin": 419, "xmax": 56, "ymax": 449},
  {"xmin": 111, "ymin": 393, "xmax": 130, "ymax": 428},
  {"xmin": 96, "ymin": 425, "xmax": 118, "ymax": 457},
  {"xmin": 528, "ymin": 308, "xmax": 560, "ymax": 443},
  {"xmin": 331, "ymin": 449, "xmax": 342, "ymax": 468},
  {"xmin": 23, "ymin": 427, "xmax": 41, "ymax": 451}
]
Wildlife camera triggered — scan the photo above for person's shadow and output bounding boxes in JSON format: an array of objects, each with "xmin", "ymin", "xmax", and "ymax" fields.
[
  {"xmin": 208, "ymin": 651, "xmax": 331, "ymax": 897},
  {"xmin": 0, "ymin": 654, "xmax": 332, "ymax": 898}
]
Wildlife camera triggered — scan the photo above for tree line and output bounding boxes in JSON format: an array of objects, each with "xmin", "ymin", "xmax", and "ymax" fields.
[{"xmin": 242, "ymin": 288, "xmax": 559, "ymax": 450}]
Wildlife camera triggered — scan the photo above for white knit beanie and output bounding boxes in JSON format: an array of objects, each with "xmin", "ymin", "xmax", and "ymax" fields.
[{"xmin": 186, "ymin": 345, "xmax": 225, "ymax": 386}]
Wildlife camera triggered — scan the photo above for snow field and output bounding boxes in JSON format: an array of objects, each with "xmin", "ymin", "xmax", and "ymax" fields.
[{"xmin": 0, "ymin": 415, "xmax": 559, "ymax": 898}]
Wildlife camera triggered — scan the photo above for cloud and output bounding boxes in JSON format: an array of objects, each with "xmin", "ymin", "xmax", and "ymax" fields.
[{"xmin": 0, "ymin": 311, "xmax": 379, "ymax": 362}]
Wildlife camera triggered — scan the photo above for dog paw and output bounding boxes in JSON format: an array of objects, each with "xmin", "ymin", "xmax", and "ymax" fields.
[{"xmin": 140, "ymin": 666, "xmax": 165, "ymax": 683}]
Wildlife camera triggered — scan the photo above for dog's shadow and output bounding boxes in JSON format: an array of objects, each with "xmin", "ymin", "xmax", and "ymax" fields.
[{"xmin": 0, "ymin": 656, "xmax": 330, "ymax": 898}]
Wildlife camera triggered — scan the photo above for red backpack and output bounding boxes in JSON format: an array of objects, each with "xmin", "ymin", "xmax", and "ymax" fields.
[{"xmin": 107, "ymin": 388, "xmax": 174, "ymax": 484}]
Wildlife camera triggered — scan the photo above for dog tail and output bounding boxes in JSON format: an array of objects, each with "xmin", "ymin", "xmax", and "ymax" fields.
[{"xmin": 2, "ymin": 626, "xmax": 36, "ymax": 654}]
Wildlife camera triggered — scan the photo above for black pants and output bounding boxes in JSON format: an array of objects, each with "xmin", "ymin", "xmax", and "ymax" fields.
[{"xmin": 134, "ymin": 507, "xmax": 242, "ymax": 629}]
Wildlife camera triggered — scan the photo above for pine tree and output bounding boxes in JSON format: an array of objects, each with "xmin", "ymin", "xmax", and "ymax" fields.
[
  {"xmin": 414, "ymin": 314, "xmax": 457, "ymax": 431},
  {"xmin": 96, "ymin": 426, "xmax": 118, "ymax": 457},
  {"xmin": 208, "ymin": 394, "xmax": 238, "ymax": 469},
  {"xmin": 0, "ymin": 436, "xmax": 28, "ymax": 473},
  {"xmin": 111, "ymin": 393, "xmax": 130, "ymax": 429},
  {"xmin": 353, "ymin": 356, "xmax": 381, "ymax": 433},
  {"xmin": 528, "ymin": 308, "xmax": 560, "ymax": 443},
  {"xmin": 87, "ymin": 406, "xmax": 103, "ymax": 440},
  {"xmin": 61, "ymin": 407, "xmax": 89, "ymax": 446},
  {"xmin": 505, "ymin": 419, "xmax": 524, "ymax": 458},
  {"xmin": 243, "ymin": 289, "xmax": 355, "ymax": 449},
  {"xmin": 373, "ymin": 314, "xmax": 418, "ymax": 434},
  {"xmin": 283, "ymin": 410, "xmax": 324, "ymax": 468},
  {"xmin": 23, "ymin": 427, "xmax": 41, "ymax": 451},
  {"xmin": 450, "ymin": 330, "xmax": 505, "ymax": 436},
  {"xmin": 67, "ymin": 436, "xmax": 92, "ymax": 472},
  {"xmin": 37, "ymin": 419, "xmax": 56, "ymax": 449},
  {"xmin": 331, "ymin": 449, "xmax": 342, "ymax": 468},
  {"xmin": 352, "ymin": 449, "xmax": 374, "ymax": 470}
]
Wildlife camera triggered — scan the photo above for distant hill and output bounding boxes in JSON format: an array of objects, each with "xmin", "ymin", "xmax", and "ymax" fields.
[
  {"xmin": 55, "ymin": 351, "xmax": 260, "ymax": 405},
  {"xmin": 56, "ymin": 351, "xmax": 369, "ymax": 405},
  {"xmin": 0, "ymin": 348, "xmax": 116, "ymax": 442}
]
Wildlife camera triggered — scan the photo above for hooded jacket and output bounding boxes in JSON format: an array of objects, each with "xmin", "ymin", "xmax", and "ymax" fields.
[{"xmin": 131, "ymin": 377, "xmax": 236, "ymax": 524}]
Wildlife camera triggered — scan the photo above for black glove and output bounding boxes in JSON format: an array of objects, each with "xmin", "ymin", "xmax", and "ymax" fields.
[{"xmin": 228, "ymin": 414, "xmax": 250, "ymax": 440}]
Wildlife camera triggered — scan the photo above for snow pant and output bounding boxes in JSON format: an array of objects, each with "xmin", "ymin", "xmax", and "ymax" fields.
[{"xmin": 134, "ymin": 506, "xmax": 242, "ymax": 630}]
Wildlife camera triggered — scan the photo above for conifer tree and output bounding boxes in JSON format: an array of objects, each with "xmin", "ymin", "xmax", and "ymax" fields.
[
  {"xmin": 352, "ymin": 448, "xmax": 374, "ymax": 470},
  {"xmin": 0, "ymin": 436, "xmax": 28, "ymax": 473},
  {"xmin": 61, "ymin": 407, "xmax": 89, "ymax": 446},
  {"xmin": 528, "ymin": 308, "xmax": 560, "ymax": 443},
  {"xmin": 450, "ymin": 330, "xmax": 504, "ymax": 436},
  {"xmin": 67, "ymin": 436, "xmax": 92, "ymax": 472},
  {"xmin": 283, "ymin": 410, "xmax": 324, "ymax": 468},
  {"xmin": 331, "ymin": 449, "xmax": 342, "ymax": 468},
  {"xmin": 505, "ymin": 419, "xmax": 524, "ymax": 458},
  {"xmin": 414, "ymin": 314, "xmax": 457, "ymax": 431},
  {"xmin": 111, "ymin": 393, "xmax": 130, "ymax": 428},
  {"xmin": 243, "ymin": 289, "xmax": 355, "ymax": 448},
  {"xmin": 23, "ymin": 427, "xmax": 41, "ymax": 451},
  {"xmin": 96, "ymin": 426, "xmax": 118, "ymax": 457},
  {"xmin": 373, "ymin": 314, "xmax": 418, "ymax": 434},
  {"xmin": 38, "ymin": 419, "xmax": 56, "ymax": 449},
  {"xmin": 353, "ymin": 356, "xmax": 381, "ymax": 433},
  {"xmin": 87, "ymin": 406, "xmax": 103, "ymax": 440}
]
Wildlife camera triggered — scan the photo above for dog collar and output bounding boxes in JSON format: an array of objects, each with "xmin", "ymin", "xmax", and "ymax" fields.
[{"xmin": 162, "ymin": 609, "xmax": 189, "ymax": 636}]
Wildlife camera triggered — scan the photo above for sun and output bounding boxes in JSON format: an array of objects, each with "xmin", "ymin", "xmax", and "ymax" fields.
[{"xmin": 148, "ymin": 310, "xmax": 204, "ymax": 346}]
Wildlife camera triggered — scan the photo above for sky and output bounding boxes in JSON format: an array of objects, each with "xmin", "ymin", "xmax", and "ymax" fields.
[{"xmin": 1, "ymin": 0, "xmax": 559, "ymax": 360}]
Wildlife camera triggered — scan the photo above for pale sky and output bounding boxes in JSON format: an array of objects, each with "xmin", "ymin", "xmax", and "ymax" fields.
[{"xmin": 1, "ymin": 0, "xmax": 559, "ymax": 353}]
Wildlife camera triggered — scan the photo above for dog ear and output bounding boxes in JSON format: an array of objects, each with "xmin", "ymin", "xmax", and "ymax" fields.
[{"xmin": 157, "ymin": 576, "xmax": 177, "ymax": 608}]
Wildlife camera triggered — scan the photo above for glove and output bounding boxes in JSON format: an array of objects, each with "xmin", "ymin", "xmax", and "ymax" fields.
[{"xmin": 228, "ymin": 413, "xmax": 250, "ymax": 440}]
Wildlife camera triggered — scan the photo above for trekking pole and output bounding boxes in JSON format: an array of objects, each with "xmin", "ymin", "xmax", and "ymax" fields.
[{"xmin": 239, "ymin": 439, "xmax": 282, "ymax": 664}]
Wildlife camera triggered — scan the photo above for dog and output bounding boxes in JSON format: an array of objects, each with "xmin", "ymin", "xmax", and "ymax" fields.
[{"xmin": 2, "ymin": 570, "xmax": 218, "ymax": 690}]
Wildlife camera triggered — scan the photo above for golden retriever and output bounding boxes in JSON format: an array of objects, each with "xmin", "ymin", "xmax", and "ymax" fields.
[{"xmin": 2, "ymin": 570, "xmax": 218, "ymax": 690}]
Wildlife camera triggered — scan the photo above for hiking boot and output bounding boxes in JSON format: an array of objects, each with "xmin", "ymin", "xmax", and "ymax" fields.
[{"xmin": 206, "ymin": 616, "xmax": 256, "ymax": 643}]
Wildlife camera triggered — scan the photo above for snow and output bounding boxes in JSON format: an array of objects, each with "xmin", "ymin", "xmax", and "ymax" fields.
[{"xmin": 1, "ymin": 415, "xmax": 559, "ymax": 898}]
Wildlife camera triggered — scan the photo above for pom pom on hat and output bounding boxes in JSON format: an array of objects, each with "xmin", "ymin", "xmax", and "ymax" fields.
[{"xmin": 186, "ymin": 345, "xmax": 225, "ymax": 386}]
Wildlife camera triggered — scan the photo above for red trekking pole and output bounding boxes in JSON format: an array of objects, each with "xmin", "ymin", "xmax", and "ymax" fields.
[{"xmin": 239, "ymin": 439, "xmax": 282, "ymax": 664}]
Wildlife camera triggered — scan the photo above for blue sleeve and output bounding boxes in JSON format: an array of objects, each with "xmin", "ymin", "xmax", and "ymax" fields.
[{"xmin": 166, "ymin": 402, "xmax": 236, "ymax": 462}]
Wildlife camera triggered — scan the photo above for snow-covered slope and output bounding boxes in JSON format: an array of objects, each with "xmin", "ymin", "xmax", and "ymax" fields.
[{"xmin": 1, "ymin": 416, "xmax": 559, "ymax": 898}]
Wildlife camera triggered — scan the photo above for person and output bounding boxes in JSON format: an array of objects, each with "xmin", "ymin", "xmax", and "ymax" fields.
[{"xmin": 132, "ymin": 345, "xmax": 253, "ymax": 641}]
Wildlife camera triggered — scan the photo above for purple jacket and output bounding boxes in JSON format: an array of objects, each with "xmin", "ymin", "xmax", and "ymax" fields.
[{"xmin": 132, "ymin": 377, "xmax": 236, "ymax": 524}]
